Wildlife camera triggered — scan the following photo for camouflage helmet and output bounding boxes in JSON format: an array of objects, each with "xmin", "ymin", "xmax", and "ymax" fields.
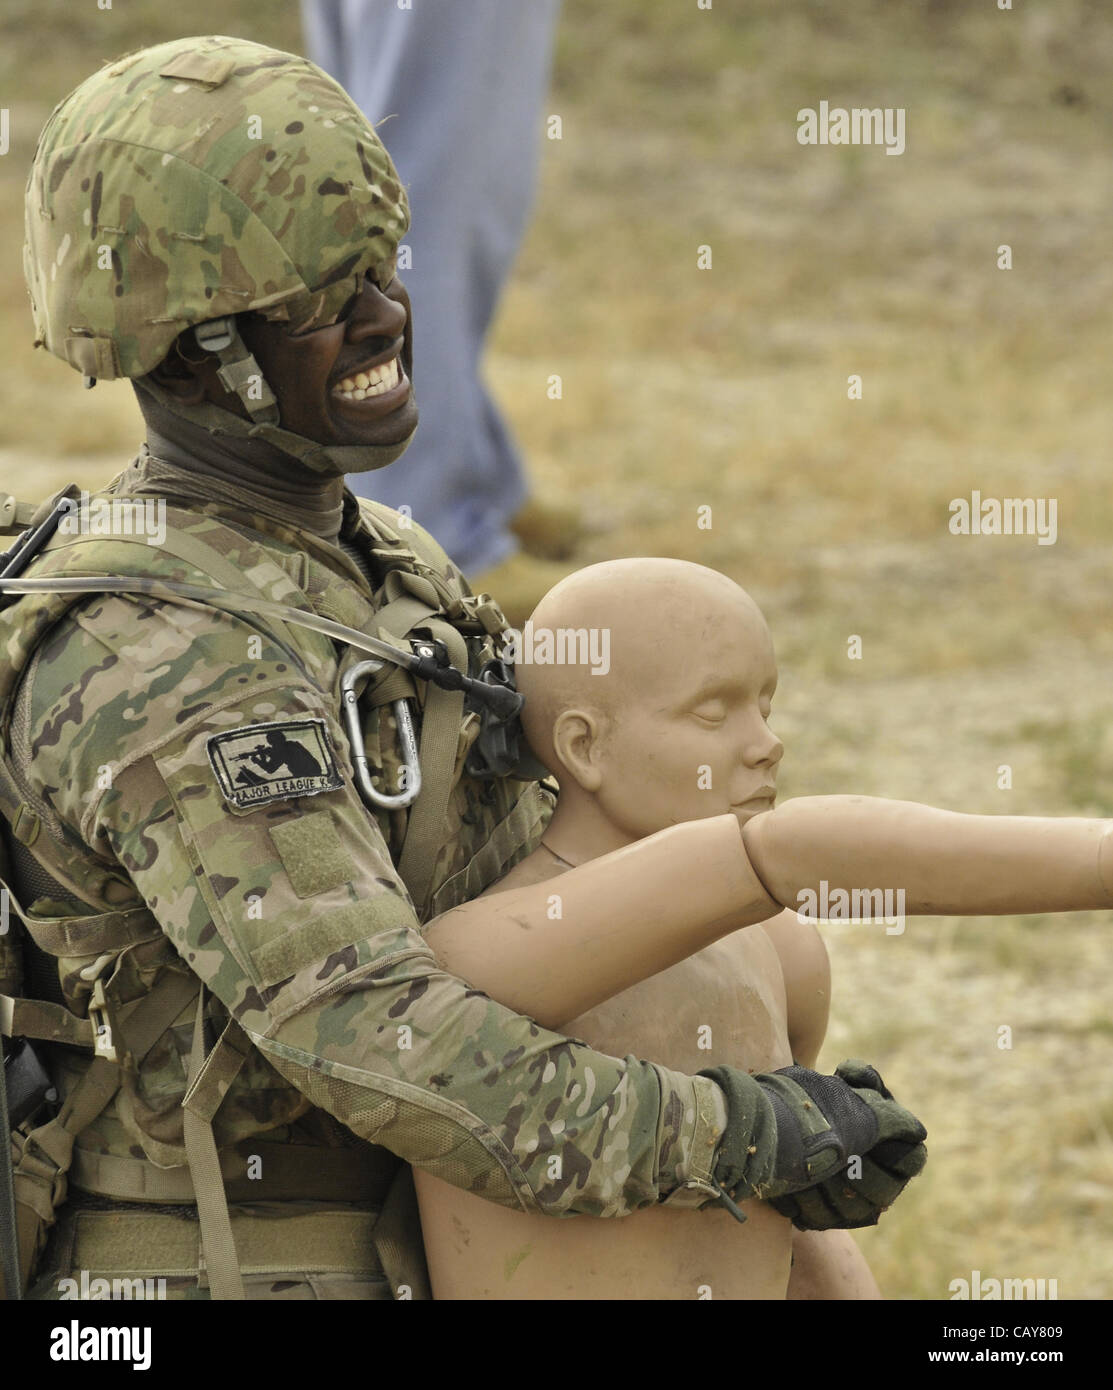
[
  {"xmin": 23, "ymin": 35, "xmax": 415, "ymax": 475},
  {"xmin": 25, "ymin": 33, "xmax": 408, "ymax": 380}
]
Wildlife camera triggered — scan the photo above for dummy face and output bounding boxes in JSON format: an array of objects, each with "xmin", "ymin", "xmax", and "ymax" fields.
[
  {"xmin": 591, "ymin": 594, "xmax": 782, "ymax": 840},
  {"xmin": 521, "ymin": 560, "xmax": 784, "ymax": 845},
  {"xmin": 152, "ymin": 269, "xmax": 417, "ymax": 450}
]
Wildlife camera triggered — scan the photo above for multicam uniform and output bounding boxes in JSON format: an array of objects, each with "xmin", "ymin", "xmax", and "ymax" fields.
[{"xmin": 0, "ymin": 459, "xmax": 725, "ymax": 1299}]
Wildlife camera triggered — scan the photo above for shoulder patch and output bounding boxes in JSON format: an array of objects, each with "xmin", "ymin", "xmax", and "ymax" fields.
[{"xmin": 207, "ymin": 718, "xmax": 343, "ymax": 810}]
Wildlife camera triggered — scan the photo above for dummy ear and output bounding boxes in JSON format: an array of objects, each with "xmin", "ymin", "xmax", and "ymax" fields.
[{"xmin": 551, "ymin": 709, "xmax": 604, "ymax": 792}]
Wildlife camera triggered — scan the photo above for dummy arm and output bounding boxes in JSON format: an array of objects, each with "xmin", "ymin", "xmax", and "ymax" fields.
[
  {"xmin": 426, "ymin": 798, "xmax": 1113, "ymax": 1030},
  {"xmin": 423, "ymin": 814, "xmax": 779, "ymax": 1027},
  {"xmin": 742, "ymin": 796, "xmax": 1113, "ymax": 916}
]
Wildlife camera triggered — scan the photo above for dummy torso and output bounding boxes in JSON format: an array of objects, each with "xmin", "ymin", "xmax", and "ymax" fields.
[{"xmin": 417, "ymin": 851, "xmax": 877, "ymax": 1300}]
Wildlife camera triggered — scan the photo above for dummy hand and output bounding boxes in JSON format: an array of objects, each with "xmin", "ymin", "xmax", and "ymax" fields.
[{"xmin": 699, "ymin": 1059, "xmax": 926, "ymax": 1229}]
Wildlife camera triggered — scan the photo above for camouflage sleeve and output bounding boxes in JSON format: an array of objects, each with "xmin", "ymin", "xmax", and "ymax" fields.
[{"xmin": 25, "ymin": 594, "xmax": 726, "ymax": 1217}]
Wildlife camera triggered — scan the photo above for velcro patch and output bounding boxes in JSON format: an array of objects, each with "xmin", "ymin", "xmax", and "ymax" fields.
[{"xmin": 207, "ymin": 719, "xmax": 343, "ymax": 810}]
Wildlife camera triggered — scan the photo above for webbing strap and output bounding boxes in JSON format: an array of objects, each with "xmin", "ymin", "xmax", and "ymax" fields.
[
  {"xmin": 16, "ymin": 1055, "xmax": 118, "ymax": 1195},
  {"xmin": 397, "ymin": 618, "xmax": 469, "ymax": 915},
  {"xmin": 7, "ymin": 970, "xmax": 200, "ymax": 1296},
  {"xmin": 0, "ymin": 996, "xmax": 94, "ymax": 1049},
  {"xmin": 356, "ymin": 577, "xmax": 474, "ymax": 914},
  {"xmin": 0, "ymin": 496, "xmax": 40, "ymax": 534},
  {"xmin": 368, "ymin": 664, "xmax": 415, "ymax": 708},
  {"xmin": 375, "ymin": 593, "xmax": 439, "ymax": 643},
  {"xmin": 71, "ymin": 1136, "xmax": 398, "ymax": 1205},
  {"xmin": 11, "ymin": 906, "xmax": 161, "ymax": 959},
  {"xmin": 41, "ymin": 524, "xmax": 303, "ymax": 661},
  {"xmin": 17, "ymin": 968, "xmax": 200, "ymax": 1167},
  {"xmin": 1, "ymin": 1029, "xmax": 22, "ymax": 1299},
  {"xmin": 215, "ymin": 355, "xmax": 280, "ymax": 425},
  {"xmin": 181, "ymin": 992, "xmax": 245, "ymax": 1300},
  {"xmin": 349, "ymin": 585, "xmax": 432, "ymax": 710},
  {"xmin": 181, "ymin": 1012, "xmax": 252, "ymax": 1124},
  {"xmin": 0, "ymin": 779, "xmax": 129, "ymax": 922},
  {"xmin": 369, "ymin": 1163, "xmax": 432, "ymax": 1301},
  {"xmin": 0, "ymin": 844, "xmax": 161, "ymax": 962},
  {"xmin": 70, "ymin": 1206, "xmax": 383, "ymax": 1278}
]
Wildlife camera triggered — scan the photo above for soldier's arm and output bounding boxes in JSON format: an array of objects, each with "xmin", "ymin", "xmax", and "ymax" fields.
[{"xmin": 26, "ymin": 597, "xmax": 730, "ymax": 1218}]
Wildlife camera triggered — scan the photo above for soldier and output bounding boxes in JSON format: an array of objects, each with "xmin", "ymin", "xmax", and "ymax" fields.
[
  {"xmin": 234, "ymin": 729, "xmax": 326, "ymax": 785},
  {"xmin": 0, "ymin": 36, "xmax": 926, "ymax": 1301}
]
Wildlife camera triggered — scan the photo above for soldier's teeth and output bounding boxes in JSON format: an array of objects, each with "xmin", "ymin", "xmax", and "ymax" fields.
[{"xmin": 333, "ymin": 355, "xmax": 402, "ymax": 399}]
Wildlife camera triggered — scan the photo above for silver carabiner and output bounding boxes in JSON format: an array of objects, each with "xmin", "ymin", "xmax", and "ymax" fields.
[{"xmin": 341, "ymin": 659, "xmax": 423, "ymax": 810}]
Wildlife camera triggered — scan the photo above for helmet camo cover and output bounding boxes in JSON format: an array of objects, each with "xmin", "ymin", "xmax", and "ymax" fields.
[{"xmin": 23, "ymin": 34, "xmax": 409, "ymax": 381}]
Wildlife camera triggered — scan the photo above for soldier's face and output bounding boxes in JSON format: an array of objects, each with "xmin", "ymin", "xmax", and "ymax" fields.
[{"xmin": 238, "ymin": 270, "xmax": 418, "ymax": 449}]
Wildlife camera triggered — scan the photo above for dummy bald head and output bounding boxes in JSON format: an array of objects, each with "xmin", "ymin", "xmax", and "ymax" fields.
[{"xmin": 516, "ymin": 558, "xmax": 771, "ymax": 779}]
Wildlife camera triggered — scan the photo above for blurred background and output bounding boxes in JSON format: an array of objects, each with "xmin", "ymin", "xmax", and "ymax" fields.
[{"xmin": 1, "ymin": 0, "xmax": 1111, "ymax": 1298}]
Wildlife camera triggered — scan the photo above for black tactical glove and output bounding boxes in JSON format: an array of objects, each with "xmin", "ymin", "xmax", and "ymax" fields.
[{"xmin": 699, "ymin": 1058, "xmax": 927, "ymax": 1230}]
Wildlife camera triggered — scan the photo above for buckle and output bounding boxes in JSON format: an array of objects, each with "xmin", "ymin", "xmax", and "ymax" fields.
[
  {"xmin": 193, "ymin": 316, "xmax": 235, "ymax": 355},
  {"xmin": 463, "ymin": 593, "xmax": 508, "ymax": 637},
  {"xmin": 89, "ymin": 978, "xmax": 117, "ymax": 1062}
]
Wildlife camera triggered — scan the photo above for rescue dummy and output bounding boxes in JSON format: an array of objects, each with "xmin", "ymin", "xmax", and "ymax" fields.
[{"xmin": 416, "ymin": 558, "xmax": 1113, "ymax": 1299}]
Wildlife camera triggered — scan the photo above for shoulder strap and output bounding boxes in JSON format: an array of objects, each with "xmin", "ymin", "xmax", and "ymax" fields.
[
  {"xmin": 0, "ymin": 1016, "xmax": 21, "ymax": 1297},
  {"xmin": 38, "ymin": 513, "xmax": 309, "ymax": 662},
  {"xmin": 349, "ymin": 508, "xmax": 477, "ymax": 915},
  {"xmin": 181, "ymin": 991, "xmax": 248, "ymax": 1300},
  {"xmin": 397, "ymin": 618, "xmax": 470, "ymax": 917}
]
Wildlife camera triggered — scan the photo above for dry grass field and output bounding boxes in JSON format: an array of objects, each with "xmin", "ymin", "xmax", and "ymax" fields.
[{"xmin": 0, "ymin": 0, "xmax": 1110, "ymax": 1299}]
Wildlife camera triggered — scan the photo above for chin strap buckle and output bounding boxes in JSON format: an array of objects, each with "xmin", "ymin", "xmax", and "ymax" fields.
[
  {"xmin": 193, "ymin": 318, "xmax": 235, "ymax": 355},
  {"xmin": 194, "ymin": 316, "xmax": 280, "ymax": 426}
]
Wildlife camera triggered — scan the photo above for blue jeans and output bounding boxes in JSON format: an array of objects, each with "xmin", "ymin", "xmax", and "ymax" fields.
[{"xmin": 301, "ymin": 0, "xmax": 563, "ymax": 574}]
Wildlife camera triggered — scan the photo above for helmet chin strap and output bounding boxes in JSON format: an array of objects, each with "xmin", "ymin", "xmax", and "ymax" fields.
[{"xmin": 134, "ymin": 317, "xmax": 416, "ymax": 479}]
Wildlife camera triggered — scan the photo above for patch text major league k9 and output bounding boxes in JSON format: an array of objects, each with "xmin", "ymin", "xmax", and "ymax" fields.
[{"xmin": 207, "ymin": 718, "xmax": 343, "ymax": 809}]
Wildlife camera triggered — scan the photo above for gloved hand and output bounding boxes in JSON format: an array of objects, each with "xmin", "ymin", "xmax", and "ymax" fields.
[
  {"xmin": 698, "ymin": 1058, "xmax": 926, "ymax": 1229},
  {"xmin": 765, "ymin": 1060, "xmax": 927, "ymax": 1229}
]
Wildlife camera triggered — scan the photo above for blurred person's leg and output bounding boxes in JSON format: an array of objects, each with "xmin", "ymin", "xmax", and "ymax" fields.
[{"xmin": 301, "ymin": 0, "xmax": 565, "ymax": 583}]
